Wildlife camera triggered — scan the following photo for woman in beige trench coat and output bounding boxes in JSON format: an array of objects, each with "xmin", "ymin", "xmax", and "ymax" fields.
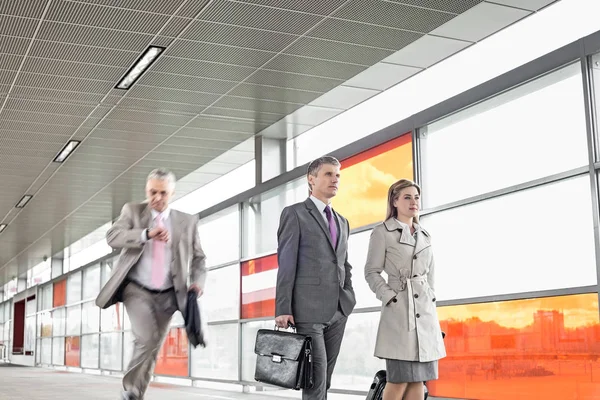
[{"xmin": 365, "ymin": 179, "xmax": 446, "ymax": 400}]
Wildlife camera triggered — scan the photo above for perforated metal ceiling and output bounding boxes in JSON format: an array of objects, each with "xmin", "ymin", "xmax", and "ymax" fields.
[{"xmin": 0, "ymin": 0, "xmax": 554, "ymax": 285}]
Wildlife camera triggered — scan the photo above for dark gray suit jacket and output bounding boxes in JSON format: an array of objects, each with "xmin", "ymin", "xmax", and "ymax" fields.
[{"xmin": 276, "ymin": 198, "xmax": 356, "ymax": 323}]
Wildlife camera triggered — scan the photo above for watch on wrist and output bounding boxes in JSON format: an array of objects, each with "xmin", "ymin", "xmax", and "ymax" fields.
[{"xmin": 145, "ymin": 228, "xmax": 150, "ymax": 240}]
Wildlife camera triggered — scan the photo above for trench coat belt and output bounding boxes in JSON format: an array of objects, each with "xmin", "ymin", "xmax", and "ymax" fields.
[{"xmin": 407, "ymin": 275, "xmax": 428, "ymax": 332}]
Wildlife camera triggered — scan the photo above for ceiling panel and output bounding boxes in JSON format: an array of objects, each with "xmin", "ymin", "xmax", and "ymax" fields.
[
  {"xmin": 333, "ymin": 0, "xmax": 456, "ymax": 32},
  {"xmin": 181, "ymin": 20, "xmax": 299, "ymax": 53},
  {"xmin": 283, "ymin": 37, "xmax": 393, "ymax": 65},
  {"xmin": 229, "ymin": 84, "xmax": 321, "ymax": 105},
  {"xmin": 152, "ymin": 57, "xmax": 255, "ymax": 81},
  {"xmin": 0, "ymin": 0, "xmax": 544, "ymax": 288},
  {"xmin": 307, "ymin": 18, "xmax": 423, "ymax": 51},
  {"xmin": 45, "ymin": 0, "xmax": 170, "ymax": 34},
  {"xmin": 0, "ymin": 15, "xmax": 40, "ymax": 38},
  {"xmin": 262, "ymin": 54, "xmax": 367, "ymax": 80},
  {"xmin": 198, "ymin": 0, "xmax": 323, "ymax": 35}
]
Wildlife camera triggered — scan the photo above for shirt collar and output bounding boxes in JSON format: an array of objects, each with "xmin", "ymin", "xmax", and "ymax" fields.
[
  {"xmin": 151, "ymin": 207, "xmax": 171, "ymax": 220},
  {"xmin": 309, "ymin": 195, "xmax": 329, "ymax": 214}
]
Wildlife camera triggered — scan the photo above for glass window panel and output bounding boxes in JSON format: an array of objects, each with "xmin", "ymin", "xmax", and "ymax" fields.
[
  {"xmin": 25, "ymin": 316, "xmax": 35, "ymax": 352},
  {"xmin": 241, "ymin": 320, "xmax": 273, "ymax": 381},
  {"xmin": 40, "ymin": 284, "xmax": 52, "ymax": 311},
  {"xmin": 53, "ymin": 279, "xmax": 66, "ymax": 308},
  {"xmin": 81, "ymin": 334, "xmax": 99, "ymax": 369},
  {"xmin": 242, "ymin": 177, "xmax": 305, "ymax": 257},
  {"xmin": 0, "ymin": 304, "xmax": 4, "ymax": 322},
  {"xmin": 66, "ymin": 305, "xmax": 81, "ymax": 336},
  {"xmin": 202, "ymin": 264, "xmax": 240, "ymax": 322},
  {"xmin": 82, "ymin": 301, "xmax": 99, "ymax": 334},
  {"xmin": 241, "ymin": 255, "xmax": 277, "ymax": 320},
  {"xmin": 430, "ymin": 293, "xmax": 600, "ymax": 400},
  {"xmin": 52, "ymin": 337, "xmax": 65, "ymax": 365},
  {"xmin": 25, "ymin": 298, "xmax": 36, "ymax": 316},
  {"xmin": 155, "ymin": 327, "xmax": 188, "ymax": 377},
  {"xmin": 198, "ymin": 206, "xmax": 240, "ymax": 267},
  {"xmin": 36, "ymin": 337, "xmax": 40, "ymax": 364},
  {"xmin": 332, "ymin": 134, "xmax": 413, "ymax": 230},
  {"xmin": 420, "ymin": 62, "xmax": 587, "ymax": 208},
  {"xmin": 65, "ymin": 336, "xmax": 80, "ymax": 367},
  {"xmin": 123, "ymin": 331, "xmax": 134, "ymax": 369},
  {"xmin": 52, "ymin": 308, "xmax": 65, "ymax": 337},
  {"xmin": 420, "ymin": 176, "xmax": 596, "ymax": 301},
  {"xmin": 41, "ymin": 337, "xmax": 52, "ymax": 364},
  {"xmin": 592, "ymin": 51, "xmax": 600, "ymax": 161},
  {"xmin": 330, "ymin": 312, "xmax": 385, "ymax": 391},
  {"xmin": 83, "ymin": 264, "xmax": 101, "ymax": 300},
  {"xmin": 101, "ymin": 304, "xmax": 123, "ymax": 332},
  {"xmin": 101, "ymin": 260, "xmax": 114, "ymax": 288},
  {"xmin": 0, "ymin": 323, "xmax": 3, "ymax": 342},
  {"xmin": 39, "ymin": 312, "xmax": 52, "ymax": 337},
  {"xmin": 67, "ymin": 272, "xmax": 82, "ymax": 305},
  {"xmin": 347, "ymin": 230, "xmax": 383, "ymax": 309},
  {"xmin": 191, "ymin": 323, "xmax": 239, "ymax": 380},
  {"xmin": 100, "ymin": 332, "xmax": 122, "ymax": 370}
]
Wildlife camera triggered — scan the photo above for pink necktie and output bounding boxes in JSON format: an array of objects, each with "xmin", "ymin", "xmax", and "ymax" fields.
[{"xmin": 151, "ymin": 214, "xmax": 165, "ymax": 288}]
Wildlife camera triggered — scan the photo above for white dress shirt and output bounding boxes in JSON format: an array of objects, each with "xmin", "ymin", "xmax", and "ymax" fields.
[
  {"xmin": 128, "ymin": 207, "xmax": 173, "ymax": 290},
  {"xmin": 310, "ymin": 195, "xmax": 331, "ymax": 225}
]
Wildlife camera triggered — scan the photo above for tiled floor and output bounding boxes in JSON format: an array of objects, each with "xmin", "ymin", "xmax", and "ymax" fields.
[
  {"xmin": 0, "ymin": 365, "xmax": 299, "ymax": 400},
  {"xmin": 0, "ymin": 365, "xmax": 376, "ymax": 400}
]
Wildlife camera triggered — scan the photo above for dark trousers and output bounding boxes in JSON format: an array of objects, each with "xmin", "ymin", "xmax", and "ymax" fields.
[{"xmin": 295, "ymin": 308, "xmax": 348, "ymax": 400}]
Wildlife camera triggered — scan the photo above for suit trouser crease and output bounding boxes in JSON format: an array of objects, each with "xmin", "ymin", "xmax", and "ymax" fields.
[
  {"xmin": 122, "ymin": 283, "xmax": 177, "ymax": 399},
  {"xmin": 295, "ymin": 310, "xmax": 348, "ymax": 400}
]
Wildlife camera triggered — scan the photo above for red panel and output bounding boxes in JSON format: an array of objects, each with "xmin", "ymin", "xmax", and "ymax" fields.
[
  {"xmin": 65, "ymin": 337, "xmax": 80, "ymax": 367},
  {"xmin": 242, "ymin": 299, "xmax": 276, "ymax": 320},
  {"xmin": 241, "ymin": 254, "xmax": 278, "ymax": 319},
  {"xmin": 53, "ymin": 279, "xmax": 66, "ymax": 308},
  {"xmin": 241, "ymin": 254, "xmax": 278, "ymax": 276},
  {"xmin": 12, "ymin": 300, "xmax": 25, "ymax": 353},
  {"xmin": 154, "ymin": 327, "xmax": 188, "ymax": 377},
  {"xmin": 430, "ymin": 293, "xmax": 600, "ymax": 400}
]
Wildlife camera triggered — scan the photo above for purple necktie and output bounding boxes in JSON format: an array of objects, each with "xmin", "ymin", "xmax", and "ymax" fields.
[{"xmin": 324, "ymin": 205, "xmax": 337, "ymax": 248}]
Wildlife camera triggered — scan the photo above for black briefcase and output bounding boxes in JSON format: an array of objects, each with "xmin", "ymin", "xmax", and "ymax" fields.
[
  {"xmin": 366, "ymin": 370, "xmax": 386, "ymax": 400},
  {"xmin": 254, "ymin": 326, "xmax": 314, "ymax": 390}
]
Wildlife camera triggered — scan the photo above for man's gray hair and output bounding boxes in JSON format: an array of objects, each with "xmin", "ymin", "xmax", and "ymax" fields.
[
  {"xmin": 147, "ymin": 168, "xmax": 176, "ymax": 189},
  {"xmin": 307, "ymin": 156, "xmax": 340, "ymax": 192}
]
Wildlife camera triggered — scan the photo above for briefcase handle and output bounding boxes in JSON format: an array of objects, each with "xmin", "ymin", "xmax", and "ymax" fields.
[{"xmin": 274, "ymin": 322, "xmax": 297, "ymax": 333}]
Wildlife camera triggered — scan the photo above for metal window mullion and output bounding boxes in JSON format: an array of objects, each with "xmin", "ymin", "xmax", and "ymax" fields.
[
  {"xmin": 237, "ymin": 201, "xmax": 243, "ymax": 383},
  {"xmin": 580, "ymin": 54, "xmax": 600, "ymax": 320}
]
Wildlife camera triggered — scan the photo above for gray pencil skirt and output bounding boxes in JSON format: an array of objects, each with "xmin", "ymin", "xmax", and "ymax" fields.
[{"xmin": 385, "ymin": 359, "xmax": 438, "ymax": 383}]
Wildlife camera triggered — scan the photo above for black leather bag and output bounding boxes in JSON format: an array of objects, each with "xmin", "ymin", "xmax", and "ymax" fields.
[{"xmin": 254, "ymin": 326, "xmax": 314, "ymax": 390}]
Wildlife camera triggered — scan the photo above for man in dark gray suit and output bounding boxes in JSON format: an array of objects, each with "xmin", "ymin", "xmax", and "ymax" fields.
[{"xmin": 275, "ymin": 156, "xmax": 356, "ymax": 400}]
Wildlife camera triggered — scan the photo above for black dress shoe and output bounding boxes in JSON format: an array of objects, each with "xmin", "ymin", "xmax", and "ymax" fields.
[{"xmin": 120, "ymin": 391, "xmax": 137, "ymax": 400}]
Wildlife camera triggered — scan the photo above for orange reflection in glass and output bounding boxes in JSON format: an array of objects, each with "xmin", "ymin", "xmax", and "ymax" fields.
[
  {"xmin": 65, "ymin": 336, "xmax": 80, "ymax": 367},
  {"xmin": 53, "ymin": 279, "xmax": 66, "ymax": 307},
  {"xmin": 241, "ymin": 254, "xmax": 278, "ymax": 319},
  {"xmin": 429, "ymin": 293, "xmax": 600, "ymax": 400},
  {"xmin": 332, "ymin": 133, "xmax": 413, "ymax": 230},
  {"xmin": 154, "ymin": 327, "xmax": 189, "ymax": 377}
]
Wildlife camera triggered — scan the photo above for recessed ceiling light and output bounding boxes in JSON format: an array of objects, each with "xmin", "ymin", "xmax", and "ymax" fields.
[
  {"xmin": 0, "ymin": 224, "xmax": 6, "ymax": 234},
  {"xmin": 115, "ymin": 45, "xmax": 165, "ymax": 90},
  {"xmin": 15, "ymin": 194, "xmax": 33, "ymax": 208},
  {"xmin": 53, "ymin": 140, "xmax": 80, "ymax": 163}
]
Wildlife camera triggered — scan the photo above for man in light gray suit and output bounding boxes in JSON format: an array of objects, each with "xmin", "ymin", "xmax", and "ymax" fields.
[
  {"xmin": 95, "ymin": 168, "xmax": 207, "ymax": 400},
  {"xmin": 275, "ymin": 156, "xmax": 356, "ymax": 400}
]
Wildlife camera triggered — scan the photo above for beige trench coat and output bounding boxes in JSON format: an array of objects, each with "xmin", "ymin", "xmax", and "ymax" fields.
[{"xmin": 365, "ymin": 218, "xmax": 446, "ymax": 362}]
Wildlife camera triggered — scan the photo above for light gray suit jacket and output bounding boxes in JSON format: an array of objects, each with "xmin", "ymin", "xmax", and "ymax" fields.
[
  {"xmin": 95, "ymin": 202, "xmax": 207, "ymax": 315},
  {"xmin": 276, "ymin": 198, "xmax": 356, "ymax": 324}
]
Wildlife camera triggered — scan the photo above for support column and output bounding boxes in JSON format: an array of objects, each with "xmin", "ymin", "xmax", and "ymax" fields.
[{"xmin": 255, "ymin": 136, "xmax": 287, "ymax": 184}]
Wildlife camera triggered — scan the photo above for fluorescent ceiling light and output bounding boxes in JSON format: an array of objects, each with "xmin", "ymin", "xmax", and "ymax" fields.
[
  {"xmin": 54, "ymin": 140, "xmax": 80, "ymax": 163},
  {"xmin": 0, "ymin": 224, "xmax": 6, "ymax": 234},
  {"xmin": 115, "ymin": 45, "xmax": 165, "ymax": 90},
  {"xmin": 15, "ymin": 195, "xmax": 32, "ymax": 208}
]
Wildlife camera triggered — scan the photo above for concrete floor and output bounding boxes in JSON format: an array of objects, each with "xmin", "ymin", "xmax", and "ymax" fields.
[{"xmin": 0, "ymin": 365, "xmax": 365, "ymax": 400}]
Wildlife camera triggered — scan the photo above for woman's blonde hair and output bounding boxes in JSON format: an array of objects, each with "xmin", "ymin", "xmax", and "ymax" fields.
[{"xmin": 385, "ymin": 179, "xmax": 421, "ymax": 222}]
